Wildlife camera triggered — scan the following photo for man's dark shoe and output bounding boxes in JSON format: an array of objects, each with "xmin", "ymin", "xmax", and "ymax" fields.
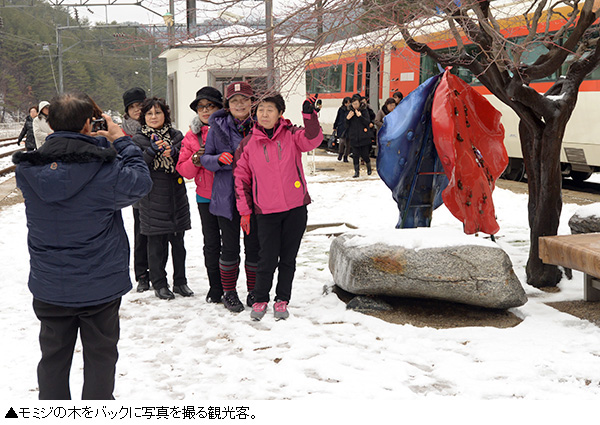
[
  {"xmin": 173, "ymin": 284, "xmax": 194, "ymax": 297},
  {"xmin": 246, "ymin": 291, "xmax": 256, "ymax": 308},
  {"xmin": 155, "ymin": 287, "xmax": 175, "ymax": 300},
  {"xmin": 136, "ymin": 275, "xmax": 150, "ymax": 292},
  {"xmin": 223, "ymin": 290, "xmax": 244, "ymax": 313}
]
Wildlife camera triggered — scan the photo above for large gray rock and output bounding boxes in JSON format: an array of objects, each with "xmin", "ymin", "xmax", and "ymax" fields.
[
  {"xmin": 329, "ymin": 234, "xmax": 527, "ymax": 309},
  {"xmin": 569, "ymin": 205, "xmax": 600, "ymax": 234}
]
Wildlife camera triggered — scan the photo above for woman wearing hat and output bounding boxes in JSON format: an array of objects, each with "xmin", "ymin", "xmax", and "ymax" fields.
[
  {"xmin": 33, "ymin": 101, "xmax": 52, "ymax": 148},
  {"xmin": 121, "ymin": 87, "xmax": 150, "ymax": 292},
  {"xmin": 176, "ymin": 86, "xmax": 224, "ymax": 303},
  {"xmin": 200, "ymin": 81, "xmax": 260, "ymax": 313},
  {"xmin": 122, "ymin": 87, "xmax": 146, "ymax": 137}
]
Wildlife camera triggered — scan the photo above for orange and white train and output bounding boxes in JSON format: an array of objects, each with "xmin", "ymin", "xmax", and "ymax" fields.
[{"xmin": 305, "ymin": 3, "xmax": 600, "ymax": 181}]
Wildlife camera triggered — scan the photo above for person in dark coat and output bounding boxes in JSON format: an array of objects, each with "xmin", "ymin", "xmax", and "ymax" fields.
[
  {"xmin": 346, "ymin": 94, "xmax": 375, "ymax": 178},
  {"xmin": 17, "ymin": 105, "xmax": 38, "ymax": 151},
  {"xmin": 132, "ymin": 97, "xmax": 192, "ymax": 300},
  {"xmin": 12, "ymin": 92, "xmax": 152, "ymax": 400},
  {"xmin": 200, "ymin": 81, "xmax": 260, "ymax": 313},
  {"xmin": 121, "ymin": 87, "xmax": 149, "ymax": 292},
  {"xmin": 333, "ymin": 97, "xmax": 350, "ymax": 162}
]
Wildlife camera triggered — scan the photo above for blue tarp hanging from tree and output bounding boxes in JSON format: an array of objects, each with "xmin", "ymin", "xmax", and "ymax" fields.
[{"xmin": 376, "ymin": 74, "xmax": 448, "ymax": 228}]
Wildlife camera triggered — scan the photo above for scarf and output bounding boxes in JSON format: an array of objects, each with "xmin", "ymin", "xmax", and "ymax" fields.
[
  {"xmin": 141, "ymin": 123, "xmax": 175, "ymax": 173},
  {"xmin": 233, "ymin": 116, "xmax": 253, "ymax": 138}
]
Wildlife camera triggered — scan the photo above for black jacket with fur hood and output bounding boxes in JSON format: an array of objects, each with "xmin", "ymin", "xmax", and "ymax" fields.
[{"xmin": 13, "ymin": 131, "xmax": 152, "ymax": 307}]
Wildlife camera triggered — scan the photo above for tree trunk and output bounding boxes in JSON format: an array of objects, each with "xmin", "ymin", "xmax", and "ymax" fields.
[{"xmin": 519, "ymin": 120, "xmax": 563, "ymax": 287}]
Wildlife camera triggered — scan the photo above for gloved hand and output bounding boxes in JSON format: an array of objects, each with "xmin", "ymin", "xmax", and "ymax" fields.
[
  {"xmin": 164, "ymin": 144, "xmax": 178, "ymax": 158},
  {"xmin": 240, "ymin": 214, "xmax": 251, "ymax": 235},
  {"xmin": 148, "ymin": 134, "xmax": 164, "ymax": 156},
  {"xmin": 218, "ymin": 152, "xmax": 234, "ymax": 166},
  {"xmin": 303, "ymin": 94, "xmax": 319, "ymax": 114},
  {"xmin": 192, "ymin": 147, "xmax": 205, "ymax": 166}
]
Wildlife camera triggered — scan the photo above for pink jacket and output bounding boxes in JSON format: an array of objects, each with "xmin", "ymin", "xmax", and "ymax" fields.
[
  {"xmin": 176, "ymin": 118, "xmax": 214, "ymax": 199},
  {"xmin": 234, "ymin": 112, "xmax": 323, "ymax": 216}
]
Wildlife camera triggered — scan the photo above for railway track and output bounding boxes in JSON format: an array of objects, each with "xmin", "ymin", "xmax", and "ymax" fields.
[{"xmin": 0, "ymin": 136, "xmax": 21, "ymax": 177}]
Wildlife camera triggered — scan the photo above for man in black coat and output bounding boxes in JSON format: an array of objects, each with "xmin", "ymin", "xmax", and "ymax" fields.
[
  {"xmin": 17, "ymin": 106, "xmax": 38, "ymax": 151},
  {"xmin": 13, "ymin": 92, "xmax": 152, "ymax": 400}
]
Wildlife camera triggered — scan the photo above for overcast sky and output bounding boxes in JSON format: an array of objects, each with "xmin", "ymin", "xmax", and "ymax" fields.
[{"xmin": 75, "ymin": 0, "xmax": 298, "ymax": 25}]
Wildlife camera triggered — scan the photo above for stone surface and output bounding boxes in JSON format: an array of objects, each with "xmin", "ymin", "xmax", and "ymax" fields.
[
  {"xmin": 329, "ymin": 234, "xmax": 528, "ymax": 309},
  {"xmin": 568, "ymin": 211, "xmax": 600, "ymax": 234}
]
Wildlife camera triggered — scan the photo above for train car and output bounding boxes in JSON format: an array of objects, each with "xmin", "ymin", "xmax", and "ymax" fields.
[{"xmin": 305, "ymin": 3, "xmax": 600, "ymax": 181}]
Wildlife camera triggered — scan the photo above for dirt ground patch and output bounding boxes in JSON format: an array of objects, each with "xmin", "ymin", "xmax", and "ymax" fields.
[
  {"xmin": 333, "ymin": 286, "xmax": 523, "ymax": 329},
  {"xmin": 546, "ymin": 300, "xmax": 600, "ymax": 326}
]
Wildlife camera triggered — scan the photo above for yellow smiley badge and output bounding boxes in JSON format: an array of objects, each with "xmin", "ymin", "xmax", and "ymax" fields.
[
  {"xmin": 178, "ymin": 177, "xmax": 183, "ymax": 184},
  {"xmin": 294, "ymin": 181, "xmax": 301, "ymax": 188}
]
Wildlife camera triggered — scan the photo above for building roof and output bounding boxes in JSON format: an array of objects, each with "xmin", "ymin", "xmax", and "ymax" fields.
[{"xmin": 178, "ymin": 24, "xmax": 309, "ymax": 48}]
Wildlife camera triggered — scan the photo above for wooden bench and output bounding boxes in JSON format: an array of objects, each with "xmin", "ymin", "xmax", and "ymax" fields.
[{"xmin": 539, "ymin": 233, "xmax": 600, "ymax": 301}]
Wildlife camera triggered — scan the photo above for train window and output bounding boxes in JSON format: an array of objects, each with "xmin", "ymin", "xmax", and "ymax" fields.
[
  {"xmin": 561, "ymin": 27, "xmax": 600, "ymax": 81},
  {"xmin": 345, "ymin": 63, "xmax": 355, "ymax": 92},
  {"xmin": 509, "ymin": 37, "xmax": 555, "ymax": 82},
  {"xmin": 305, "ymin": 65, "xmax": 342, "ymax": 93},
  {"xmin": 419, "ymin": 45, "xmax": 481, "ymax": 85},
  {"xmin": 357, "ymin": 62, "xmax": 363, "ymax": 92}
]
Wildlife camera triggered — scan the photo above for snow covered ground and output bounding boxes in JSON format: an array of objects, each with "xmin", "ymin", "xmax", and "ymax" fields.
[{"xmin": 2, "ymin": 153, "xmax": 600, "ymax": 421}]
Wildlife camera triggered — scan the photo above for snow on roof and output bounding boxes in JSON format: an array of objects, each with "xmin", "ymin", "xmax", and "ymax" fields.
[{"xmin": 179, "ymin": 24, "xmax": 309, "ymax": 47}]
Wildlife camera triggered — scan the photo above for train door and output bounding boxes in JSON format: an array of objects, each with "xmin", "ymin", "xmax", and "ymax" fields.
[{"xmin": 365, "ymin": 51, "xmax": 381, "ymax": 112}]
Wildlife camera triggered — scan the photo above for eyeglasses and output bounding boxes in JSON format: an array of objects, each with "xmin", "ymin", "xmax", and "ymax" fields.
[{"xmin": 197, "ymin": 103, "xmax": 217, "ymax": 112}]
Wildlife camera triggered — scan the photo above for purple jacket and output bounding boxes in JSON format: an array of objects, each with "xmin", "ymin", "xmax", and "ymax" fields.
[{"xmin": 201, "ymin": 109, "xmax": 252, "ymax": 220}]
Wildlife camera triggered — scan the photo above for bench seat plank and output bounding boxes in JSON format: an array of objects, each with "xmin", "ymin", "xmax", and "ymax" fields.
[
  {"xmin": 539, "ymin": 233, "xmax": 600, "ymax": 278},
  {"xmin": 539, "ymin": 233, "xmax": 600, "ymax": 301}
]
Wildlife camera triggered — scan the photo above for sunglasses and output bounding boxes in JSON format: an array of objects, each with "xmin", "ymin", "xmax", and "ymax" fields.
[{"xmin": 197, "ymin": 103, "xmax": 217, "ymax": 112}]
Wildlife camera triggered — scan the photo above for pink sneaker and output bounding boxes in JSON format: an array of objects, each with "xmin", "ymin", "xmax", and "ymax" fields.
[
  {"xmin": 273, "ymin": 301, "xmax": 289, "ymax": 320},
  {"xmin": 251, "ymin": 302, "xmax": 268, "ymax": 321}
]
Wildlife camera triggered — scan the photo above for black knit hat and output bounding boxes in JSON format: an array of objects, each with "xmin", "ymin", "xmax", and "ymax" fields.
[
  {"xmin": 123, "ymin": 87, "xmax": 146, "ymax": 110},
  {"xmin": 190, "ymin": 86, "xmax": 223, "ymax": 111}
]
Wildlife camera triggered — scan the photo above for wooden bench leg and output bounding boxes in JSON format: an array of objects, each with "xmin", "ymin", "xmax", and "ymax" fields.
[{"xmin": 584, "ymin": 274, "xmax": 600, "ymax": 301}]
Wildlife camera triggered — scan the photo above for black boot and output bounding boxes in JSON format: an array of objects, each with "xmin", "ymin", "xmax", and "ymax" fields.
[
  {"xmin": 136, "ymin": 274, "xmax": 150, "ymax": 292},
  {"xmin": 155, "ymin": 286, "xmax": 175, "ymax": 300},
  {"xmin": 353, "ymin": 164, "xmax": 360, "ymax": 178},
  {"xmin": 367, "ymin": 161, "xmax": 372, "ymax": 175},
  {"xmin": 173, "ymin": 284, "xmax": 194, "ymax": 297},
  {"xmin": 206, "ymin": 270, "xmax": 223, "ymax": 303}
]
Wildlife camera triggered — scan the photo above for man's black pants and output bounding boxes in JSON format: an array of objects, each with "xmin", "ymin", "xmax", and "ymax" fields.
[{"xmin": 33, "ymin": 297, "xmax": 121, "ymax": 400}]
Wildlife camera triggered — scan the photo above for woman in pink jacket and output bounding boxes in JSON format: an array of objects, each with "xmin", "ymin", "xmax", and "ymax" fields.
[
  {"xmin": 176, "ymin": 86, "xmax": 224, "ymax": 303},
  {"xmin": 234, "ymin": 94, "xmax": 323, "ymax": 321}
]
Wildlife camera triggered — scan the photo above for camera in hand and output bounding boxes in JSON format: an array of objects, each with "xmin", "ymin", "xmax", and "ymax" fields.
[{"xmin": 91, "ymin": 117, "xmax": 107, "ymax": 132}]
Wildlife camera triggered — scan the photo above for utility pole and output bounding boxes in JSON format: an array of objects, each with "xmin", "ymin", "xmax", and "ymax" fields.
[
  {"xmin": 168, "ymin": 0, "xmax": 175, "ymax": 46},
  {"xmin": 149, "ymin": 45, "xmax": 153, "ymax": 96},
  {"xmin": 56, "ymin": 27, "xmax": 63, "ymax": 94},
  {"xmin": 316, "ymin": 0, "xmax": 323, "ymax": 44},
  {"xmin": 265, "ymin": 0, "xmax": 275, "ymax": 91},
  {"xmin": 186, "ymin": 0, "xmax": 196, "ymax": 36}
]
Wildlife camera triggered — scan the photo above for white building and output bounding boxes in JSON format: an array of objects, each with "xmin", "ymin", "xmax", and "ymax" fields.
[{"xmin": 159, "ymin": 25, "xmax": 313, "ymax": 129}]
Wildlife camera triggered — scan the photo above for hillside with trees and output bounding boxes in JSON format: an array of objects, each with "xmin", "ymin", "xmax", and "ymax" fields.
[{"xmin": 0, "ymin": 0, "xmax": 166, "ymax": 121}]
